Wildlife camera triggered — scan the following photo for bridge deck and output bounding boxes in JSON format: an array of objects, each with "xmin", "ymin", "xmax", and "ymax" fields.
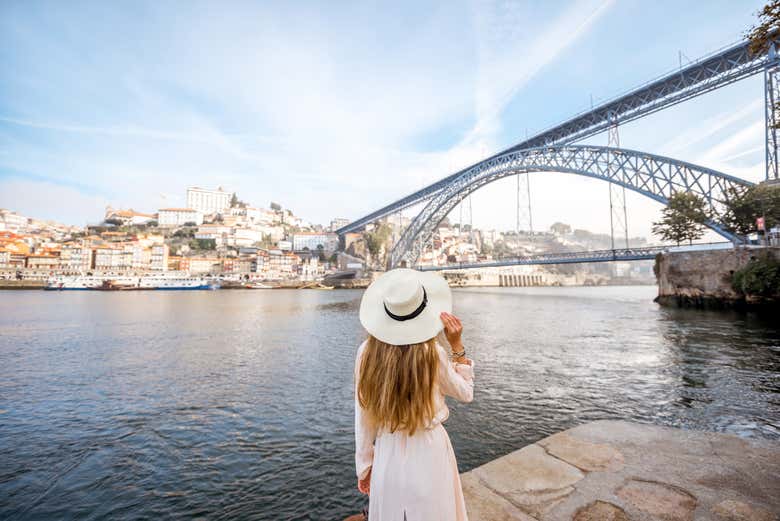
[{"xmin": 417, "ymin": 243, "xmax": 735, "ymax": 271}]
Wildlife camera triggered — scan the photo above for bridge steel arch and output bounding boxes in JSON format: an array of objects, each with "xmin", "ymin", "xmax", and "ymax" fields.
[{"xmin": 390, "ymin": 145, "xmax": 754, "ymax": 268}]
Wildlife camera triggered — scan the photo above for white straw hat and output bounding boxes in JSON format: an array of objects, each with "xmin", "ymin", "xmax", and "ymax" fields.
[{"xmin": 359, "ymin": 268, "xmax": 452, "ymax": 345}]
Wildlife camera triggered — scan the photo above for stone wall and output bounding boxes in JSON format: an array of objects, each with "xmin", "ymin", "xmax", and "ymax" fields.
[{"xmin": 654, "ymin": 246, "xmax": 780, "ymax": 307}]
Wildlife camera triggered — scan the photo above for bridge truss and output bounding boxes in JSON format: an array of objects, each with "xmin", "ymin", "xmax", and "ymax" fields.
[
  {"xmin": 390, "ymin": 145, "xmax": 754, "ymax": 268},
  {"xmin": 338, "ymin": 39, "xmax": 779, "ymax": 236}
]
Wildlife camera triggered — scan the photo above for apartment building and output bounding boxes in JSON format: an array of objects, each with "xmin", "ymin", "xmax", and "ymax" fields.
[
  {"xmin": 150, "ymin": 244, "xmax": 169, "ymax": 271},
  {"xmin": 60, "ymin": 242, "xmax": 94, "ymax": 272}
]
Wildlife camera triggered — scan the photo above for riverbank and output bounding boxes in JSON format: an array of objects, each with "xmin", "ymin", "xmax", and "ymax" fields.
[
  {"xmin": 462, "ymin": 420, "xmax": 779, "ymax": 520},
  {"xmin": 654, "ymin": 246, "xmax": 780, "ymax": 308}
]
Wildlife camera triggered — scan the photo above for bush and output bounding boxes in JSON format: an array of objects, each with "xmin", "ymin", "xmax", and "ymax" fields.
[{"xmin": 732, "ymin": 256, "xmax": 780, "ymax": 297}]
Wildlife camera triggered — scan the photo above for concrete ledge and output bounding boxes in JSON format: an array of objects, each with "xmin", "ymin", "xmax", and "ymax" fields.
[{"xmin": 462, "ymin": 420, "xmax": 780, "ymax": 521}]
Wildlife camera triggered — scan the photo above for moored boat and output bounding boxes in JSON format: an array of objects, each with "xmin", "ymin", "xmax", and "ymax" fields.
[{"xmin": 46, "ymin": 274, "xmax": 219, "ymax": 290}]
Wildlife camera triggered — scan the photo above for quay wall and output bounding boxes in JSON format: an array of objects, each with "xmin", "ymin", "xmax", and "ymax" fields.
[
  {"xmin": 654, "ymin": 246, "xmax": 780, "ymax": 308},
  {"xmin": 0, "ymin": 280, "xmax": 46, "ymax": 290}
]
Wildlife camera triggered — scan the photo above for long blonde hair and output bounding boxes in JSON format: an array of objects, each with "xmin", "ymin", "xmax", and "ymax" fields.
[{"xmin": 357, "ymin": 335, "xmax": 439, "ymax": 435}]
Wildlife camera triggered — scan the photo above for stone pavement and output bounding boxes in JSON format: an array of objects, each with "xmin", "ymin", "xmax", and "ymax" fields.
[{"xmin": 462, "ymin": 420, "xmax": 780, "ymax": 521}]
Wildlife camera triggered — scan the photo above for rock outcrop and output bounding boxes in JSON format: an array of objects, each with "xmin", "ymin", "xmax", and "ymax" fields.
[{"xmin": 654, "ymin": 247, "xmax": 780, "ymax": 308}]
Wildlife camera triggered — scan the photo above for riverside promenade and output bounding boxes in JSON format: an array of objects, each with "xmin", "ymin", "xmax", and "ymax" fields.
[{"xmin": 462, "ymin": 420, "xmax": 779, "ymax": 521}]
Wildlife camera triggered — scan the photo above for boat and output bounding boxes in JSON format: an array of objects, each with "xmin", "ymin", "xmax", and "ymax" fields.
[
  {"xmin": 95, "ymin": 279, "xmax": 140, "ymax": 291},
  {"xmin": 45, "ymin": 274, "xmax": 219, "ymax": 291},
  {"xmin": 45, "ymin": 275, "xmax": 137, "ymax": 290}
]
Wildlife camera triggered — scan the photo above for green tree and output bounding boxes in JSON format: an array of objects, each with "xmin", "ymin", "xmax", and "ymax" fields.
[
  {"xmin": 230, "ymin": 193, "xmax": 247, "ymax": 208},
  {"xmin": 364, "ymin": 224, "xmax": 392, "ymax": 256},
  {"xmin": 722, "ymin": 184, "xmax": 780, "ymax": 236},
  {"xmin": 747, "ymin": 1, "xmax": 780, "ymax": 56},
  {"xmin": 173, "ymin": 227, "xmax": 195, "ymax": 239},
  {"xmin": 190, "ymin": 238, "xmax": 216, "ymax": 250},
  {"xmin": 652, "ymin": 192, "xmax": 710, "ymax": 245},
  {"xmin": 748, "ymin": 2, "xmax": 780, "ymax": 127},
  {"xmin": 732, "ymin": 255, "xmax": 780, "ymax": 297}
]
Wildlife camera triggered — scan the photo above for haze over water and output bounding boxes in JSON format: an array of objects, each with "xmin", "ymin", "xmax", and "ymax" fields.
[{"xmin": 1, "ymin": 287, "xmax": 778, "ymax": 520}]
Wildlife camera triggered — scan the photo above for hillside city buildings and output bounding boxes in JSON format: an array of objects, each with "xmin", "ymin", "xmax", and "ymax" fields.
[
  {"xmin": 0, "ymin": 187, "xmax": 655, "ymax": 286},
  {"xmin": 0, "ymin": 187, "xmax": 350, "ymax": 282}
]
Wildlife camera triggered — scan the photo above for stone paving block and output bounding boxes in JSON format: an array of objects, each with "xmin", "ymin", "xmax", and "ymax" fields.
[
  {"xmin": 616, "ymin": 478, "xmax": 697, "ymax": 521},
  {"xmin": 572, "ymin": 500, "xmax": 630, "ymax": 521},
  {"xmin": 538, "ymin": 431, "xmax": 625, "ymax": 472},
  {"xmin": 471, "ymin": 443, "xmax": 585, "ymax": 517},
  {"xmin": 711, "ymin": 499, "xmax": 776, "ymax": 521},
  {"xmin": 460, "ymin": 472, "xmax": 536, "ymax": 521}
]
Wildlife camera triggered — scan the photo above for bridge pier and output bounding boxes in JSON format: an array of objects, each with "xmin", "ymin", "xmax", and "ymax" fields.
[{"xmin": 495, "ymin": 272, "xmax": 547, "ymax": 286}]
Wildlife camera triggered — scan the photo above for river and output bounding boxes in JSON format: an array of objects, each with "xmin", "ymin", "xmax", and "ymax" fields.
[{"xmin": 0, "ymin": 286, "xmax": 778, "ymax": 520}]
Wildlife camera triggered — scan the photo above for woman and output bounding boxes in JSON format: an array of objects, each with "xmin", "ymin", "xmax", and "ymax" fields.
[{"xmin": 354, "ymin": 268, "xmax": 474, "ymax": 521}]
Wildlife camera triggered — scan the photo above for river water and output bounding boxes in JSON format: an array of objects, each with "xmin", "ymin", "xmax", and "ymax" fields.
[{"xmin": 0, "ymin": 286, "xmax": 778, "ymax": 520}]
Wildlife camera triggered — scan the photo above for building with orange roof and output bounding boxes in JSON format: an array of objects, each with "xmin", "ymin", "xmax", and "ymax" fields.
[{"xmin": 104, "ymin": 207, "xmax": 156, "ymax": 226}]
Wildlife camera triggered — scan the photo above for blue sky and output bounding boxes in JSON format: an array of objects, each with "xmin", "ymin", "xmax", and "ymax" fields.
[{"xmin": 0, "ymin": 0, "xmax": 769, "ymax": 240}]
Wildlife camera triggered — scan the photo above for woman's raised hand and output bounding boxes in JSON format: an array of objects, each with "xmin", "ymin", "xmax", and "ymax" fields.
[{"xmin": 440, "ymin": 312, "xmax": 463, "ymax": 351}]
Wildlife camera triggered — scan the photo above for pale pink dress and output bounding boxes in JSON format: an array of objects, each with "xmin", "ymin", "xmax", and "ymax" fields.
[{"xmin": 354, "ymin": 339, "xmax": 475, "ymax": 521}]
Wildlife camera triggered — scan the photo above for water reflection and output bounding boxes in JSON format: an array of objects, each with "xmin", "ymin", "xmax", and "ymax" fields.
[{"xmin": 0, "ymin": 287, "xmax": 777, "ymax": 520}]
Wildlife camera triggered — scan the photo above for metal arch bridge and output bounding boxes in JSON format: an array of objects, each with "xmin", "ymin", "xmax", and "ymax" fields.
[
  {"xmin": 389, "ymin": 145, "xmax": 753, "ymax": 267},
  {"xmin": 336, "ymin": 37, "xmax": 780, "ymax": 244}
]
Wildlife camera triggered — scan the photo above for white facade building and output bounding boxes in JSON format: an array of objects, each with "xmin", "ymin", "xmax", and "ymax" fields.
[
  {"xmin": 60, "ymin": 242, "xmax": 93, "ymax": 272},
  {"xmin": 233, "ymin": 228, "xmax": 264, "ymax": 247},
  {"xmin": 186, "ymin": 187, "xmax": 232, "ymax": 215},
  {"xmin": 292, "ymin": 232, "xmax": 339, "ymax": 253},
  {"xmin": 330, "ymin": 218, "xmax": 350, "ymax": 232},
  {"xmin": 0, "ymin": 209, "xmax": 28, "ymax": 232},
  {"xmin": 158, "ymin": 208, "xmax": 203, "ymax": 227}
]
